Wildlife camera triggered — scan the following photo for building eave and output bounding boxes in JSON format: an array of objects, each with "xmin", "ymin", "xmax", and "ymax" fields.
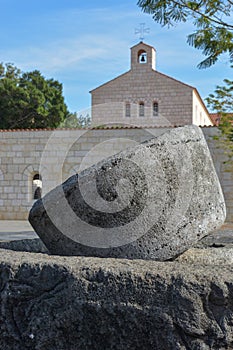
[{"xmin": 130, "ymin": 41, "xmax": 156, "ymax": 51}]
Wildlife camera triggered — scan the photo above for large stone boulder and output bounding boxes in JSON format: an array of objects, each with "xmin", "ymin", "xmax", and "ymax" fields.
[
  {"xmin": 1, "ymin": 248, "xmax": 233, "ymax": 350},
  {"xmin": 29, "ymin": 125, "xmax": 226, "ymax": 260}
]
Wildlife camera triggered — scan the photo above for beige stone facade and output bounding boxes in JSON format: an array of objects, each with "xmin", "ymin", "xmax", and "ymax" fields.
[
  {"xmin": 0, "ymin": 127, "xmax": 232, "ymax": 221},
  {"xmin": 90, "ymin": 42, "xmax": 212, "ymax": 127}
]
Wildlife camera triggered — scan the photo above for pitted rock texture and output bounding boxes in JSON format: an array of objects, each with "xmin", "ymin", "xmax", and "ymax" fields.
[
  {"xmin": 0, "ymin": 249, "xmax": 233, "ymax": 350},
  {"xmin": 29, "ymin": 125, "xmax": 226, "ymax": 260},
  {"xmin": 176, "ymin": 247, "xmax": 233, "ymax": 264},
  {"xmin": 0, "ymin": 238, "xmax": 48, "ymax": 254}
]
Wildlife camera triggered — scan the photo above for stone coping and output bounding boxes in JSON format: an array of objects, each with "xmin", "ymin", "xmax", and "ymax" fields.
[{"xmin": 0, "ymin": 125, "xmax": 217, "ymax": 132}]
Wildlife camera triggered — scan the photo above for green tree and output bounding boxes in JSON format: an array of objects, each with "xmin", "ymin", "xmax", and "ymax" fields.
[
  {"xmin": 61, "ymin": 113, "xmax": 91, "ymax": 128},
  {"xmin": 206, "ymin": 79, "xmax": 233, "ymax": 159},
  {"xmin": 206, "ymin": 78, "xmax": 233, "ymax": 114},
  {"xmin": 137, "ymin": 0, "xmax": 233, "ymax": 68},
  {"xmin": 77, "ymin": 113, "xmax": 91, "ymax": 128},
  {"xmin": 0, "ymin": 63, "xmax": 69, "ymax": 129}
]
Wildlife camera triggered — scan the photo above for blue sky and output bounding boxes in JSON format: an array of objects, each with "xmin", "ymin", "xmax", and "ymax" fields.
[{"xmin": 0, "ymin": 0, "xmax": 232, "ymax": 113}]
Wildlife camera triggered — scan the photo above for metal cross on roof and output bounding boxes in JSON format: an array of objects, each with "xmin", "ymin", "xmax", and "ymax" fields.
[{"xmin": 135, "ymin": 23, "xmax": 150, "ymax": 41}]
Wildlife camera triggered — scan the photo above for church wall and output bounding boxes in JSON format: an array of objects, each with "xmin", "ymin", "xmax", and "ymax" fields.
[
  {"xmin": 0, "ymin": 127, "xmax": 232, "ymax": 222},
  {"xmin": 91, "ymin": 70, "xmax": 194, "ymax": 127},
  {"xmin": 192, "ymin": 91, "xmax": 212, "ymax": 126}
]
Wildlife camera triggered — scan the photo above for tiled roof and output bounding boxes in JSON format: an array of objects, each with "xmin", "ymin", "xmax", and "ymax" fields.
[
  {"xmin": 209, "ymin": 113, "xmax": 233, "ymax": 126},
  {"xmin": 130, "ymin": 41, "xmax": 156, "ymax": 50},
  {"xmin": 209, "ymin": 113, "xmax": 221, "ymax": 126},
  {"xmin": 0, "ymin": 125, "xmax": 217, "ymax": 132}
]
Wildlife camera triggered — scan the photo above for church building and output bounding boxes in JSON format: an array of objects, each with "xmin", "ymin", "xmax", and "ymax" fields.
[{"xmin": 90, "ymin": 42, "xmax": 213, "ymax": 127}]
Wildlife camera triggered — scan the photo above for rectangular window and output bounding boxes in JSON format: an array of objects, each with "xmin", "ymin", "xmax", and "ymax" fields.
[
  {"xmin": 125, "ymin": 103, "xmax": 130, "ymax": 117},
  {"xmin": 139, "ymin": 102, "xmax": 144, "ymax": 117},
  {"xmin": 153, "ymin": 102, "xmax": 158, "ymax": 116}
]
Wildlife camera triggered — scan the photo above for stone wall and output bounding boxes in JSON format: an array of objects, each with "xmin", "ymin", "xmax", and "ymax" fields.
[{"xmin": 0, "ymin": 127, "xmax": 232, "ymax": 221}]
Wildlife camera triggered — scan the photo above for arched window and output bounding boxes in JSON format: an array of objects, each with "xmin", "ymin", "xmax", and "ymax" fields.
[
  {"xmin": 138, "ymin": 50, "xmax": 147, "ymax": 64},
  {"xmin": 32, "ymin": 173, "xmax": 42, "ymax": 200},
  {"xmin": 139, "ymin": 102, "xmax": 145, "ymax": 117},
  {"xmin": 153, "ymin": 102, "xmax": 159, "ymax": 116},
  {"xmin": 125, "ymin": 103, "xmax": 131, "ymax": 117}
]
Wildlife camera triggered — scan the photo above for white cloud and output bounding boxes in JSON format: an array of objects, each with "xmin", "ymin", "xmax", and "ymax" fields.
[{"xmin": 0, "ymin": 35, "xmax": 128, "ymax": 73}]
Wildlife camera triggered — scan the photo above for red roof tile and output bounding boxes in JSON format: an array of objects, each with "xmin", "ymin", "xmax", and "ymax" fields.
[{"xmin": 209, "ymin": 113, "xmax": 233, "ymax": 126}]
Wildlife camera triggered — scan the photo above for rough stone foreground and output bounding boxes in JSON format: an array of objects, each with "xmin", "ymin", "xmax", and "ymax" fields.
[
  {"xmin": 29, "ymin": 126, "xmax": 226, "ymax": 260},
  {"xmin": 0, "ymin": 248, "xmax": 233, "ymax": 350}
]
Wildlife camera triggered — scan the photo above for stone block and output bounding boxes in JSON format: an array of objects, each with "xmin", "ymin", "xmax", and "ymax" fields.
[
  {"xmin": 29, "ymin": 125, "xmax": 226, "ymax": 260},
  {"xmin": 0, "ymin": 249, "xmax": 233, "ymax": 349}
]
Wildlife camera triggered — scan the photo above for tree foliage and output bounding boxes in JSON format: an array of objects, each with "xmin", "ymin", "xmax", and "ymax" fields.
[
  {"xmin": 206, "ymin": 79, "xmax": 233, "ymax": 160},
  {"xmin": 137, "ymin": 0, "xmax": 233, "ymax": 68},
  {"xmin": 0, "ymin": 63, "xmax": 69, "ymax": 129},
  {"xmin": 61, "ymin": 113, "xmax": 91, "ymax": 128},
  {"xmin": 206, "ymin": 78, "xmax": 233, "ymax": 113}
]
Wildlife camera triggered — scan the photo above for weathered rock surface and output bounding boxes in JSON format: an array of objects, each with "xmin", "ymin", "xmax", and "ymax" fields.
[
  {"xmin": 0, "ymin": 238, "xmax": 48, "ymax": 254},
  {"xmin": 29, "ymin": 125, "xmax": 226, "ymax": 260},
  {"xmin": 1, "ymin": 248, "xmax": 233, "ymax": 350},
  {"xmin": 194, "ymin": 227, "xmax": 233, "ymax": 248},
  {"xmin": 176, "ymin": 246, "xmax": 233, "ymax": 264},
  {"xmin": 176, "ymin": 225, "xmax": 233, "ymax": 264}
]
